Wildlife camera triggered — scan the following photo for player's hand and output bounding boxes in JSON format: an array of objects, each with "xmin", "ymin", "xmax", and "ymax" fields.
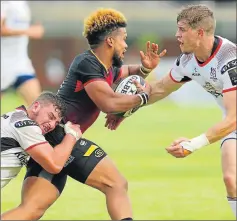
[
  {"xmin": 133, "ymin": 80, "xmax": 151, "ymax": 96},
  {"xmin": 105, "ymin": 114, "xmax": 125, "ymax": 130},
  {"xmin": 140, "ymin": 41, "xmax": 167, "ymax": 70},
  {"xmin": 166, "ymin": 137, "xmax": 192, "ymax": 158},
  {"xmin": 171, "ymin": 137, "xmax": 190, "ymax": 146},
  {"xmin": 26, "ymin": 24, "xmax": 44, "ymax": 39},
  {"xmin": 64, "ymin": 121, "xmax": 82, "ymax": 141}
]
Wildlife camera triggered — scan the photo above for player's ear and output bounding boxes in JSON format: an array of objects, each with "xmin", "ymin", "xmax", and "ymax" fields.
[
  {"xmin": 197, "ymin": 28, "xmax": 204, "ymax": 37},
  {"xmin": 106, "ymin": 36, "xmax": 114, "ymax": 47},
  {"xmin": 32, "ymin": 101, "xmax": 41, "ymax": 114}
]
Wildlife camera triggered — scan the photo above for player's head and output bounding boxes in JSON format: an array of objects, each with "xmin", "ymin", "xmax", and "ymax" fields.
[
  {"xmin": 29, "ymin": 91, "xmax": 66, "ymax": 134},
  {"xmin": 83, "ymin": 8, "xmax": 128, "ymax": 68},
  {"xmin": 175, "ymin": 4, "xmax": 216, "ymax": 54}
]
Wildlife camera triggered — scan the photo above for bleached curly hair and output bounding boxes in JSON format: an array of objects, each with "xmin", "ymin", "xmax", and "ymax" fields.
[{"xmin": 83, "ymin": 8, "xmax": 127, "ymax": 47}]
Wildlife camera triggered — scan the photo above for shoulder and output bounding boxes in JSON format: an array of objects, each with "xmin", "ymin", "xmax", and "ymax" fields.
[
  {"xmin": 174, "ymin": 53, "xmax": 193, "ymax": 68},
  {"xmin": 72, "ymin": 51, "xmax": 102, "ymax": 67},
  {"xmin": 216, "ymin": 36, "xmax": 236, "ymax": 70},
  {"xmin": 9, "ymin": 109, "xmax": 41, "ymax": 132}
]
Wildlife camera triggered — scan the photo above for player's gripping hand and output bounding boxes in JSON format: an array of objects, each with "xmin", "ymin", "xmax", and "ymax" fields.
[
  {"xmin": 133, "ymin": 80, "xmax": 151, "ymax": 105},
  {"xmin": 105, "ymin": 114, "xmax": 125, "ymax": 130},
  {"xmin": 166, "ymin": 137, "xmax": 192, "ymax": 158},
  {"xmin": 64, "ymin": 121, "xmax": 82, "ymax": 141}
]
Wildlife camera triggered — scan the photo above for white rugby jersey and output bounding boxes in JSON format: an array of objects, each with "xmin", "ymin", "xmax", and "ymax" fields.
[
  {"xmin": 1, "ymin": 1, "xmax": 35, "ymax": 89},
  {"xmin": 170, "ymin": 36, "xmax": 236, "ymax": 114},
  {"xmin": 1, "ymin": 106, "xmax": 47, "ymax": 188}
]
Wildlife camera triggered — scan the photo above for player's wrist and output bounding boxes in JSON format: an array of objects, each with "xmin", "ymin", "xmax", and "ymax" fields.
[
  {"xmin": 65, "ymin": 130, "xmax": 80, "ymax": 141},
  {"xmin": 137, "ymin": 92, "xmax": 149, "ymax": 106},
  {"xmin": 180, "ymin": 134, "xmax": 210, "ymax": 152},
  {"xmin": 140, "ymin": 65, "xmax": 152, "ymax": 76}
]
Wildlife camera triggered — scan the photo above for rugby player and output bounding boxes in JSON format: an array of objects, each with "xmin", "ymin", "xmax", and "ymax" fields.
[
  {"xmin": 1, "ymin": 1, "xmax": 44, "ymax": 105},
  {"xmin": 125, "ymin": 4, "xmax": 236, "ymax": 217},
  {"xmin": 1, "ymin": 92, "xmax": 81, "ymax": 188},
  {"xmin": 1, "ymin": 8, "xmax": 166, "ymax": 220}
]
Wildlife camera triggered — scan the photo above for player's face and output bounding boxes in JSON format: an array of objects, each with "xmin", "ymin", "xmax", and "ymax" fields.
[
  {"xmin": 175, "ymin": 20, "xmax": 201, "ymax": 54},
  {"xmin": 32, "ymin": 102, "xmax": 61, "ymax": 135},
  {"xmin": 112, "ymin": 28, "xmax": 128, "ymax": 68}
]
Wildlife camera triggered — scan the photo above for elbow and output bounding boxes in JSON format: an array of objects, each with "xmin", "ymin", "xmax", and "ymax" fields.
[
  {"xmin": 226, "ymin": 116, "xmax": 237, "ymax": 131},
  {"xmin": 99, "ymin": 101, "xmax": 117, "ymax": 113},
  {"xmin": 44, "ymin": 165, "xmax": 62, "ymax": 174}
]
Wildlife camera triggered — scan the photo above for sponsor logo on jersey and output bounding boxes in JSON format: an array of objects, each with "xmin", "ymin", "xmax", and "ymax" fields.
[
  {"xmin": 14, "ymin": 152, "xmax": 30, "ymax": 166},
  {"xmin": 221, "ymin": 59, "xmax": 237, "ymax": 74},
  {"xmin": 228, "ymin": 68, "xmax": 237, "ymax": 86},
  {"xmin": 14, "ymin": 120, "xmax": 38, "ymax": 128},
  {"xmin": 203, "ymin": 82, "xmax": 222, "ymax": 98},
  {"xmin": 210, "ymin": 67, "xmax": 217, "ymax": 81},
  {"xmin": 1, "ymin": 114, "xmax": 9, "ymax": 119},
  {"xmin": 192, "ymin": 68, "xmax": 200, "ymax": 76}
]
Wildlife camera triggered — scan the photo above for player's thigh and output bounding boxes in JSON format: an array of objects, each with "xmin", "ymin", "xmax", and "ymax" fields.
[
  {"xmin": 62, "ymin": 138, "xmax": 107, "ymax": 183},
  {"xmin": 16, "ymin": 75, "xmax": 41, "ymax": 105},
  {"xmin": 62, "ymin": 138, "xmax": 127, "ymax": 191},
  {"xmin": 221, "ymin": 132, "xmax": 237, "ymax": 177},
  {"xmin": 21, "ymin": 176, "xmax": 60, "ymax": 210},
  {"xmin": 85, "ymin": 155, "xmax": 128, "ymax": 192},
  {"xmin": 24, "ymin": 159, "xmax": 67, "ymax": 206}
]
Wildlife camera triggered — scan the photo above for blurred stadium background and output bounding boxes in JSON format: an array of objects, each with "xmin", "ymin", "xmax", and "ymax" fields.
[{"xmin": 1, "ymin": 0, "xmax": 236, "ymax": 220}]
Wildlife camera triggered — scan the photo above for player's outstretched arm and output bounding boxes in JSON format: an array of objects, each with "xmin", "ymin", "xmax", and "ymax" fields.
[
  {"xmin": 167, "ymin": 90, "xmax": 236, "ymax": 158},
  {"xmin": 26, "ymin": 122, "xmax": 82, "ymax": 174},
  {"xmin": 147, "ymin": 74, "xmax": 184, "ymax": 105}
]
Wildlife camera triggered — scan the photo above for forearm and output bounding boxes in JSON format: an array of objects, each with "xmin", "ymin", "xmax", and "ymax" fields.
[
  {"xmin": 0, "ymin": 26, "xmax": 28, "ymax": 37},
  {"xmin": 105, "ymin": 93, "xmax": 143, "ymax": 113},
  {"xmin": 181, "ymin": 116, "xmax": 236, "ymax": 153},
  {"xmin": 123, "ymin": 64, "xmax": 151, "ymax": 79},
  {"xmin": 148, "ymin": 79, "xmax": 178, "ymax": 105},
  {"xmin": 205, "ymin": 116, "xmax": 236, "ymax": 144},
  {"xmin": 52, "ymin": 134, "xmax": 76, "ymax": 170}
]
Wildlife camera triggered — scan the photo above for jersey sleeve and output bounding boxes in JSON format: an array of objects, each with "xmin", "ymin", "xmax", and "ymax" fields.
[
  {"xmin": 74, "ymin": 56, "xmax": 107, "ymax": 86},
  {"xmin": 10, "ymin": 119, "xmax": 48, "ymax": 151},
  {"xmin": 1, "ymin": 1, "xmax": 10, "ymax": 19},
  {"xmin": 220, "ymin": 58, "xmax": 237, "ymax": 93},
  {"xmin": 169, "ymin": 54, "xmax": 192, "ymax": 83}
]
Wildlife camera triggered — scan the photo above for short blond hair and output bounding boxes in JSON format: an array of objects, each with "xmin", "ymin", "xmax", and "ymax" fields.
[
  {"xmin": 83, "ymin": 8, "xmax": 127, "ymax": 47},
  {"xmin": 177, "ymin": 5, "xmax": 216, "ymax": 35}
]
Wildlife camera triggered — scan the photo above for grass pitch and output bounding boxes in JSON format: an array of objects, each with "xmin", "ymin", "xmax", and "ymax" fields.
[{"xmin": 1, "ymin": 92, "xmax": 235, "ymax": 220}]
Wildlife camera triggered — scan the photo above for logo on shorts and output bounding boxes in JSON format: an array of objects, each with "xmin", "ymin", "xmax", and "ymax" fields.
[
  {"xmin": 80, "ymin": 140, "xmax": 87, "ymax": 146},
  {"xmin": 95, "ymin": 149, "xmax": 104, "ymax": 158}
]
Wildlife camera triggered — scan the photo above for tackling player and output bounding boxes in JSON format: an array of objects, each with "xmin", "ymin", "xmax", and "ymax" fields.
[
  {"xmin": 1, "ymin": 1, "xmax": 44, "ymax": 105},
  {"xmin": 1, "ymin": 8, "xmax": 166, "ymax": 220},
  {"xmin": 1, "ymin": 92, "xmax": 81, "ymax": 188}
]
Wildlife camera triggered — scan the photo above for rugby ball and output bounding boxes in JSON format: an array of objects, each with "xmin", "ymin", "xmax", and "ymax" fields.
[{"xmin": 113, "ymin": 75, "xmax": 146, "ymax": 117}]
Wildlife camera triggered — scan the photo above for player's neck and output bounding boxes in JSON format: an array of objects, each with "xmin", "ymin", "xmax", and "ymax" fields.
[
  {"xmin": 91, "ymin": 47, "xmax": 112, "ymax": 71},
  {"xmin": 194, "ymin": 36, "xmax": 215, "ymax": 62}
]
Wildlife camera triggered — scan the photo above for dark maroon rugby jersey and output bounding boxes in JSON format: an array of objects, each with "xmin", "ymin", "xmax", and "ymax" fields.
[{"xmin": 57, "ymin": 50, "xmax": 122, "ymax": 133}]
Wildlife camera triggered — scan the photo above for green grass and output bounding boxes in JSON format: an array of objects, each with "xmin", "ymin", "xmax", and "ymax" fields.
[{"xmin": 1, "ymin": 92, "xmax": 235, "ymax": 220}]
